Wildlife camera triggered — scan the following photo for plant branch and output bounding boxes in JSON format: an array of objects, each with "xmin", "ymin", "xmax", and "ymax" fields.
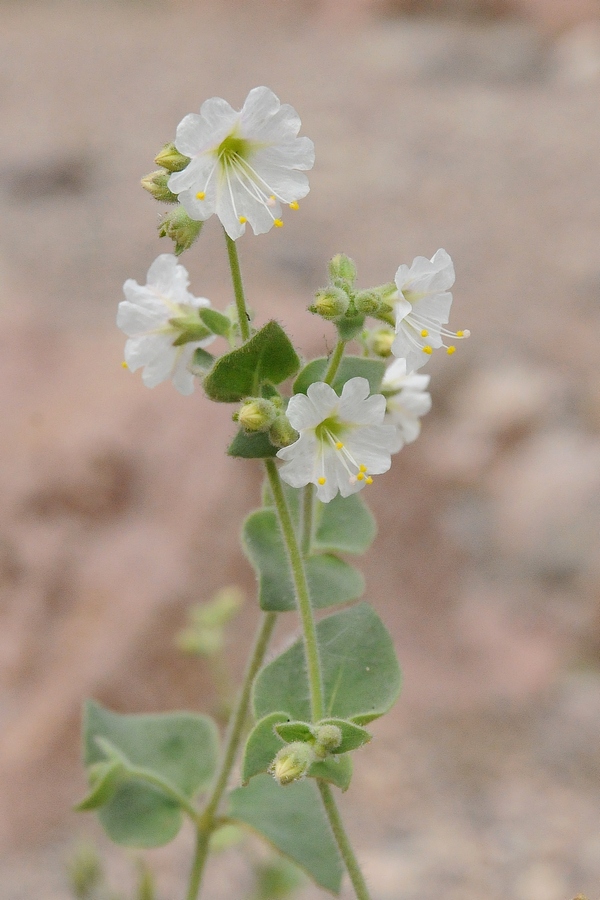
[
  {"xmin": 317, "ymin": 780, "xmax": 372, "ymax": 900},
  {"xmin": 323, "ymin": 339, "xmax": 346, "ymax": 385},
  {"xmin": 224, "ymin": 230, "xmax": 250, "ymax": 342}
]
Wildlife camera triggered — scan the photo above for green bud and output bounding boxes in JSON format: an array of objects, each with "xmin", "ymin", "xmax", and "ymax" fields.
[
  {"xmin": 269, "ymin": 415, "xmax": 298, "ymax": 448},
  {"xmin": 367, "ymin": 328, "xmax": 395, "ymax": 358},
  {"xmin": 158, "ymin": 206, "xmax": 203, "ymax": 256},
  {"xmin": 328, "ymin": 253, "xmax": 357, "ymax": 286},
  {"xmin": 238, "ymin": 398, "xmax": 278, "ymax": 433},
  {"xmin": 310, "ymin": 287, "xmax": 349, "ymax": 320},
  {"xmin": 269, "ymin": 742, "xmax": 314, "ymax": 786},
  {"xmin": 141, "ymin": 169, "xmax": 178, "ymax": 203},
  {"xmin": 314, "ymin": 724, "xmax": 343, "ymax": 757},
  {"xmin": 354, "ymin": 290, "xmax": 381, "ymax": 316},
  {"xmin": 154, "ymin": 142, "xmax": 190, "ymax": 172}
]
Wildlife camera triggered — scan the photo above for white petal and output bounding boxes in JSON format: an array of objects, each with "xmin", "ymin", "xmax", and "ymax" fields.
[
  {"xmin": 305, "ymin": 382, "xmax": 339, "ymax": 421},
  {"xmin": 171, "ymin": 345, "xmax": 197, "ymax": 395},
  {"xmin": 382, "ymin": 358, "xmax": 407, "ymax": 388},
  {"xmin": 215, "ymin": 174, "xmax": 246, "ymax": 239},
  {"xmin": 168, "ymin": 154, "xmax": 216, "ymax": 194},
  {"xmin": 147, "ymin": 255, "xmax": 185, "ymax": 294},
  {"xmin": 117, "ymin": 300, "xmax": 167, "ymax": 336},
  {"xmin": 278, "ymin": 433, "xmax": 319, "ymax": 487},
  {"xmin": 174, "ymin": 113, "xmax": 207, "ymax": 157},
  {"xmin": 253, "ymin": 103, "xmax": 301, "ymax": 142},
  {"xmin": 249, "ymin": 159, "xmax": 310, "ymax": 203},
  {"xmin": 177, "ymin": 183, "xmax": 218, "ymax": 223},
  {"xmin": 257, "ymin": 137, "xmax": 315, "ymax": 170},
  {"xmin": 413, "ymin": 291, "xmax": 453, "ymax": 326},
  {"xmin": 240, "ymin": 86, "xmax": 281, "ymax": 136},
  {"xmin": 125, "ymin": 333, "xmax": 172, "ymax": 372},
  {"xmin": 140, "ymin": 344, "xmax": 178, "ymax": 388}
]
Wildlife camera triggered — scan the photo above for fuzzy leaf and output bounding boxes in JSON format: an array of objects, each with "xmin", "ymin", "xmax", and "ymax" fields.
[
  {"xmin": 228, "ymin": 429, "xmax": 279, "ymax": 459},
  {"xmin": 204, "ymin": 321, "xmax": 300, "ymax": 402},
  {"xmin": 293, "ymin": 357, "xmax": 386, "ymax": 397},
  {"xmin": 228, "ymin": 775, "xmax": 343, "ymax": 893},
  {"xmin": 199, "ymin": 307, "xmax": 231, "ymax": 337},
  {"xmin": 253, "ymin": 603, "xmax": 401, "ymax": 726},
  {"xmin": 309, "ymin": 755, "xmax": 352, "ymax": 792},
  {"xmin": 313, "ymin": 492, "xmax": 376, "ymax": 555}
]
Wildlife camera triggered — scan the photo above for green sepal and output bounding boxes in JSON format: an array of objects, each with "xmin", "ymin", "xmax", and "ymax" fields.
[
  {"xmin": 191, "ymin": 347, "xmax": 215, "ymax": 374},
  {"xmin": 317, "ymin": 719, "xmax": 371, "ymax": 753},
  {"xmin": 228, "ymin": 429, "xmax": 279, "ymax": 459},
  {"xmin": 274, "ymin": 721, "xmax": 315, "ymax": 744},
  {"xmin": 204, "ymin": 321, "xmax": 300, "ymax": 403},
  {"xmin": 313, "ymin": 492, "xmax": 376, "ymax": 555},
  {"xmin": 242, "ymin": 509, "xmax": 364, "ymax": 612},
  {"xmin": 336, "ymin": 313, "xmax": 365, "ymax": 342},
  {"xmin": 253, "ymin": 603, "xmax": 401, "ymax": 726},
  {"xmin": 228, "ymin": 775, "xmax": 343, "ymax": 894},
  {"xmin": 82, "ymin": 701, "xmax": 219, "ymax": 847},
  {"xmin": 309, "ymin": 755, "xmax": 352, "ymax": 792},
  {"xmin": 75, "ymin": 759, "xmax": 125, "ymax": 811},
  {"xmin": 293, "ymin": 356, "xmax": 386, "ymax": 396},
  {"xmin": 199, "ymin": 307, "xmax": 232, "ymax": 337}
]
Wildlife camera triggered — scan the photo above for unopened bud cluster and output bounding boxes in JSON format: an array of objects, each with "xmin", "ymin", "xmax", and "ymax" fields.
[
  {"xmin": 158, "ymin": 207, "xmax": 203, "ymax": 256},
  {"xmin": 141, "ymin": 143, "xmax": 191, "ymax": 213},
  {"xmin": 310, "ymin": 255, "xmax": 399, "ymax": 342},
  {"xmin": 235, "ymin": 398, "xmax": 298, "ymax": 448},
  {"xmin": 270, "ymin": 723, "xmax": 343, "ymax": 786}
]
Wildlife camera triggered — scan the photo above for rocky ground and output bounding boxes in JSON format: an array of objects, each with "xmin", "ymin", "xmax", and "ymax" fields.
[{"xmin": 1, "ymin": 0, "xmax": 600, "ymax": 897}]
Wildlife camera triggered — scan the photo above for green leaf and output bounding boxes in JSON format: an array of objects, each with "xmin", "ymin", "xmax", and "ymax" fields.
[
  {"xmin": 313, "ymin": 492, "xmax": 376, "ymax": 556},
  {"xmin": 318, "ymin": 719, "xmax": 371, "ymax": 754},
  {"xmin": 199, "ymin": 307, "xmax": 231, "ymax": 337},
  {"xmin": 75, "ymin": 759, "xmax": 125, "ymax": 811},
  {"xmin": 228, "ymin": 429, "xmax": 279, "ymax": 459},
  {"xmin": 274, "ymin": 721, "xmax": 315, "ymax": 744},
  {"xmin": 242, "ymin": 712, "xmax": 289, "ymax": 784},
  {"xmin": 242, "ymin": 510, "xmax": 364, "ymax": 612},
  {"xmin": 309, "ymin": 755, "xmax": 352, "ymax": 792},
  {"xmin": 191, "ymin": 347, "xmax": 215, "ymax": 374},
  {"xmin": 228, "ymin": 775, "xmax": 343, "ymax": 894},
  {"xmin": 253, "ymin": 603, "xmax": 401, "ymax": 726},
  {"xmin": 293, "ymin": 356, "xmax": 386, "ymax": 397},
  {"xmin": 82, "ymin": 701, "xmax": 219, "ymax": 847},
  {"xmin": 204, "ymin": 321, "xmax": 300, "ymax": 403}
]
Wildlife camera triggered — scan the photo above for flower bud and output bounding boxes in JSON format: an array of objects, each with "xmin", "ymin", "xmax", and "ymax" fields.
[
  {"xmin": 269, "ymin": 415, "xmax": 298, "ymax": 448},
  {"xmin": 314, "ymin": 724, "xmax": 343, "ymax": 754},
  {"xmin": 154, "ymin": 142, "xmax": 190, "ymax": 173},
  {"xmin": 238, "ymin": 398, "xmax": 278, "ymax": 433},
  {"xmin": 367, "ymin": 328, "xmax": 394, "ymax": 358},
  {"xmin": 269, "ymin": 742, "xmax": 314, "ymax": 786},
  {"xmin": 310, "ymin": 287, "xmax": 349, "ymax": 320},
  {"xmin": 328, "ymin": 254, "xmax": 357, "ymax": 287},
  {"xmin": 158, "ymin": 206, "xmax": 203, "ymax": 256},
  {"xmin": 141, "ymin": 170, "xmax": 178, "ymax": 203},
  {"xmin": 354, "ymin": 290, "xmax": 381, "ymax": 316}
]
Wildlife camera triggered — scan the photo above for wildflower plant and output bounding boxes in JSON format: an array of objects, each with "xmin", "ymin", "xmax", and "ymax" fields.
[{"xmin": 78, "ymin": 87, "xmax": 469, "ymax": 900}]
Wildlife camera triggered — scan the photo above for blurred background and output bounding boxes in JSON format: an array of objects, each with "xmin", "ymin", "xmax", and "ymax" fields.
[{"xmin": 1, "ymin": 0, "xmax": 600, "ymax": 897}]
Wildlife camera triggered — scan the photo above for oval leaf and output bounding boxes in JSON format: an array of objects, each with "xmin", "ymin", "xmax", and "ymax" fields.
[
  {"xmin": 253, "ymin": 603, "xmax": 401, "ymax": 726},
  {"xmin": 309, "ymin": 755, "xmax": 353, "ymax": 792},
  {"xmin": 293, "ymin": 357, "xmax": 385, "ymax": 397},
  {"xmin": 313, "ymin": 492, "xmax": 376, "ymax": 556},
  {"xmin": 242, "ymin": 712, "xmax": 289, "ymax": 784},
  {"xmin": 317, "ymin": 719, "xmax": 372, "ymax": 754}
]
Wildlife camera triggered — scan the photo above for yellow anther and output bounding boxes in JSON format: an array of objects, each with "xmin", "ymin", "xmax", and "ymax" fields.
[
  {"xmin": 422, "ymin": 345, "xmax": 433, "ymax": 355},
  {"xmin": 359, "ymin": 464, "xmax": 367, "ymax": 473},
  {"xmin": 121, "ymin": 361, "xmax": 128, "ymax": 369},
  {"xmin": 274, "ymin": 219, "xmax": 284, "ymax": 228},
  {"xmin": 238, "ymin": 216, "xmax": 247, "ymax": 224},
  {"xmin": 447, "ymin": 345, "xmax": 456, "ymax": 355},
  {"xmin": 269, "ymin": 195, "xmax": 276, "ymax": 202},
  {"xmin": 289, "ymin": 200, "xmax": 299, "ymax": 210},
  {"xmin": 420, "ymin": 329, "xmax": 429, "ymax": 338},
  {"xmin": 456, "ymin": 330, "xmax": 464, "ymax": 338},
  {"xmin": 318, "ymin": 477, "xmax": 326, "ymax": 485},
  {"xmin": 196, "ymin": 191, "xmax": 205, "ymax": 200},
  {"xmin": 335, "ymin": 441, "xmax": 344, "ymax": 450},
  {"xmin": 357, "ymin": 472, "xmax": 365, "ymax": 481},
  {"xmin": 365, "ymin": 476, "xmax": 373, "ymax": 485}
]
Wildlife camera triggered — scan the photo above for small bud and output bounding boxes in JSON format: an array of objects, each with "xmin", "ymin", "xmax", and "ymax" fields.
[
  {"xmin": 367, "ymin": 328, "xmax": 394, "ymax": 358},
  {"xmin": 354, "ymin": 290, "xmax": 381, "ymax": 316},
  {"xmin": 238, "ymin": 398, "xmax": 278, "ymax": 433},
  {"xmin": 158, "ymin": 206, "xmax": 203, "ymax": 255},
  {"xmin": 314, "ymin": 724, "xmax": 343, "ymax": 755},
  {"xmin": 269, "ymin": 742, "xmax": 314, "ymax": 786},
  {"xmin": 141, "ymin": 170, "xmax": 178, "ymax": 203},
  {"xmin": 328, "ymin": 254, "xmax": 357, "ymax": 287},
  {"xmin": 269, "ymin": 415, "xmax": 298, "ymax": 448},
  {"xmin": 154, "ymin": 142, "xmax": 190, "ymax": 173},
  {"xmin": 310, "ymin": 287, "xmax": 349, "ymax": 320}
]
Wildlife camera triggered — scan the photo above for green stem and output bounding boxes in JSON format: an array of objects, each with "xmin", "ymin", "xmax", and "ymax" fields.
[
  {"xmin": 264, "ymin": 459, "xmax": 324, "ymax": 722},
  {"xmin": 323, "ymin": 340, "xmax": 346, "ymax": 385},
  {"xmin": 224, "ymin": 230, "xmax": 250, "ymax": 342},
  {"xmin": 317, "ymin": 781, "xmax": 372, "ymax": 900},
  {"xmin": 301, "ymin": 484, "xmax": 315, "ymax": 557},
  {"xmin": 126, "ymin": 766, "xmax": 202, "ymax": 825},
  {"xmin": 184, "ymin": 611, "xmax": 277, "ymax": 900}
]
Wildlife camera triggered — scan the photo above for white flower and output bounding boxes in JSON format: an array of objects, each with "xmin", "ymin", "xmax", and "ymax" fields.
[
  {"xmin": 167, "ymin": 86, "xmax": 315, "ymax": 241},
  {"xmin": 277, "ymin": 377, "xmax": 398, "ymax": 503},
  {"xmin": 382, "ymin": 358, "xmax": 432, "ymax": 452},
  {"xmin": 391, "ymin": 249, "xmax": 469, "ymax": 371},
  {"xmin": 117, "ymin": 254, "xmax": 215, "ymax": 395}
]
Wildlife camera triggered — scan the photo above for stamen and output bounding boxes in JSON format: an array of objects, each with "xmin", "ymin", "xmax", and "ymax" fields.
[
  {"xmin": 446, "ymin": 346, "xmax": 456, "ymax": 355},
  {"xmin": 267, "ymin": 195, "xmax": 276, "ymax": 208},
  {"xmin": 336, "ymin": 442, "xmax": 344, "ymax": 449},
  {"xmin": 359, "ymin": 465, "xmax": 367, "ymax": 473},
  {"xmin": 196, "ymin": 191, "xmax": 205, "ymax": 200},
  {"xmin": 122, "ymin": 361, "xmax": 128, "ymax": 369},
  {"xmin": 422, "ymin": 345, "xmax": 433, "ymax": 355},
  {"xmin": 239, "ymin": 216, "xmax": 247, "ymax": 224},
  {"xmin": 420, "ymin": 329, "xmax": 429, "ymax": 337},
  {"xmin": 318, "ymin": 477, "xmax": 326, "ymax": 485},
  {"xmin": 274, "ymin": 219, "xmax": 284, "ymax": 228},
  {"xmin": 289, "ymin": 201, "xmax": 299, "ymax": 210},
  {"xmin": 357, "ymin": 472, "xmax": 365, "ymax": 481},
  {"xmin": 365, "ymin": 476, "xmax": 373, "ymax": 485}
]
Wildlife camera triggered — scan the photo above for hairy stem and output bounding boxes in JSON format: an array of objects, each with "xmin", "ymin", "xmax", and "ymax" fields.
[
  {"xmin": 318, "ymin": 781, "xmax": 372, "ymax": 900},
  {"xmin": 264, "ymin": 459, "xmax": 324, "ymax": 722},
  {"xmin": 224, "ymin": 230, "xmax": 250, "ymax": 342},
  {"xmin": 301, "ymin": 484, "xmax": 315, "ymax": 557},
  {"xmin": 323, "ymin": 339, "xmax": 346, "ymax": 385},
  {"xmin": 184, "ymin": 611, "xmax": 277, "ymax": 899}
]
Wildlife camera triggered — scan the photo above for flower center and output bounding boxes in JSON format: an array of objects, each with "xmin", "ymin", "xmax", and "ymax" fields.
[
  {"xmin": 217, "ymin": 133, "xmax": 252, "ymax": 166},
  {"xmin": 314, "ymin": 417, "xmax": 373, "ymax": 487}
]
